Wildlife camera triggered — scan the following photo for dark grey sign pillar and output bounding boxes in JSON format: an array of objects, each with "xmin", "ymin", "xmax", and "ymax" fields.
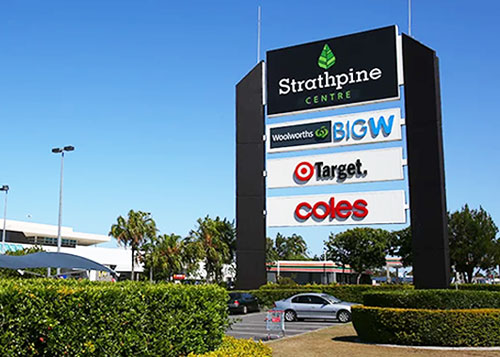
[
  {"xmin": 403, "ymin": 35, "xmax": 450, "ymax": 289},
  {"xmin": 235, "ymin": 62, "xmax": 266, "ymax": 290}
]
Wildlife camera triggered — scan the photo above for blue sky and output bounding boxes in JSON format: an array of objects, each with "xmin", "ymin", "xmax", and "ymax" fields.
[{"xmin": 0, "ymin": 1, "xmax": 498, "ymax": 255}]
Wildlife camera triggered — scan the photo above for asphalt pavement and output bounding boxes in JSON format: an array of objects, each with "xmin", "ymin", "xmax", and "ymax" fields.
[{"xmin": 226, "ymin": 311, "xmax": 340, "ymax": 341}]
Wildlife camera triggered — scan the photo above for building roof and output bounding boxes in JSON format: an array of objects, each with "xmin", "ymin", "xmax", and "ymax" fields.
[
  {"xmin": 0, "ymin": 252, "xmax": 116, "ymax": 275},
  {"xmin": 0, "ymin": 219, "xmax": 109, "ymax": 246}
]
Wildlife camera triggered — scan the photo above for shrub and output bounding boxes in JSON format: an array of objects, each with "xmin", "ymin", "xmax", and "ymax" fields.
[
  {"xmin": 458, "ymin": 284, "xmax": 500, "ymax": 292},
  {"xmin": 0, "ymin": 279, "xmax": 228, "ymax": 356},
  {"xmin": 238, "ymin": 283, "xmax": 500, "ymax": 309},
  {"xmin": 363, "ymin": 289, "xmax": 500, "ymax": 309},
  {"xmin": 352, "ymin": 305, "xmax": 500, "ymax": 346},
  {"xmin": 188, "ymin": 336, "xmax": 272, "ymax": 357},
  {"xmin": 245, "ymin": 283, "xmax": 412, "ymax": 307},
  {"xmin": 276, "ymin": 276, "xmax": 298, "ymax": 286}
]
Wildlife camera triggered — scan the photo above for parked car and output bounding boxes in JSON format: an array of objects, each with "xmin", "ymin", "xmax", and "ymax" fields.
[
  {"xmin": 228, "ymin": 292, "xmax": 260, "ymax": 314},
  {"xmin": 273, "ymin": 293, "xmax": 357, "ymax": 323}
]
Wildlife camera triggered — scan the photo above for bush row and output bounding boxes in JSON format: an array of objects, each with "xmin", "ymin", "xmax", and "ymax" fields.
[
  {"xmin": 188, "ymin": 336, "xmax": 272, "ymax": 357},
  {"xmin": 237, "ymin": 284, "xmax": 413, "ymax": 307},
  {"xmin": 0, "ymin": 279, "xmax": 228, "ymax": 356},
  {"xmin": 363, "ymin": 289, "xmax": 500, "ymax": 309},
  {"xmin": 458, "ymin": 284, "xmax": 500, "ymax": 292},
  {"xmin": 244, "ymin": 283, "xmax": 500, "ymax": 307},
  {"xmin": 352, "ymin": 306, "xmax": 500, "ymax": 346}
]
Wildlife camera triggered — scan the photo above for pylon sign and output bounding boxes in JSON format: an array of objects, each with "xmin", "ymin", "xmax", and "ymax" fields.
[{"xmin": 236, "ymin": 25, "xmax": 450, "ymax": 290}]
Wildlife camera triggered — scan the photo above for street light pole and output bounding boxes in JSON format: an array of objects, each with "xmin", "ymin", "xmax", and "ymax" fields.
[
  {"xmin": 57, "ymin": 151, "xmax": 65, "ymax": 253},
  {"xmin": 1, "ymin": 185, "xmax": 9, "ymax": 253},
  {"xmin": 52, "ymin": 146, "xmax": 74, "ymax": 276}
]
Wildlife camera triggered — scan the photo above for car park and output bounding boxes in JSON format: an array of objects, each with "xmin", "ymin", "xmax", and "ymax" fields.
[
  {"xmin": 273, "ymin": 292, "xmax": 357, "ymax": 323},
  {"xmin": 228, "ymin": 292, "xmax": 260, "ymax": 314}
]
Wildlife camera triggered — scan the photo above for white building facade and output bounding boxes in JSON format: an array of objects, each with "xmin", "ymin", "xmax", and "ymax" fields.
[{"xmin": 0, "ymin": 219, "xmax": 140, "ymax": 276}]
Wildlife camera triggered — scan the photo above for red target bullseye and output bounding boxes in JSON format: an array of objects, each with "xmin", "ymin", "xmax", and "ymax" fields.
[{"xmin": 294, "ymin": 161, "xmax": 314, "ymax": 182}]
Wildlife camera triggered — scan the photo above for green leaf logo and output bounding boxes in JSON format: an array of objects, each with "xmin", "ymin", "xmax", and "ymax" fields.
[
  {"xmin": 315, "ymin": 126, "xmax": 329, "ymax": 139},
  {"xmin": 318, "ymin": 44, "xmax": 336, "ymax": 70}
]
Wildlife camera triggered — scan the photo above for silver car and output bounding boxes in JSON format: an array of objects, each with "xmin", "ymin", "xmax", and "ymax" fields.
[{"xmin": 274, "ymin": 293, "xmax": 356, "ymax": 323}]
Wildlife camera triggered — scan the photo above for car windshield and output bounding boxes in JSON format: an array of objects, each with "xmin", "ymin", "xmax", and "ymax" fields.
[{"xmin": 321, "ymin": 294, "xmax": 341, "ymax": 303}]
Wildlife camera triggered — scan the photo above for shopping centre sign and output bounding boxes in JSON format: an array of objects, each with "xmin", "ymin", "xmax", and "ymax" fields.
[
  {"xmin": 267, "ymin": 147, "xmax": 405, "ymax": 188},
  {"xmin": 266, "ymin": 108, "xmax": 402, "ymax": 153},
  {"xmin": 266, "ymin": 26, "xmax": 399, "ymax": 116},
  {"xmin": 237, "ymin": 25, "xmax": 450, "ymax": 289},
  {"xmin": 267, "ymin": 190, "xmax": 407, "ymax": 227}
]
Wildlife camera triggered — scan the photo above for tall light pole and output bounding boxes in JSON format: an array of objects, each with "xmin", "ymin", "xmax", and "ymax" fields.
[
  {"xmin": 52, "ymin": 146, "xmax": 74, "ymax": 275},
  {"xmin": 0, "ymin": 185, "xmax": 9, "ymax": 253}
]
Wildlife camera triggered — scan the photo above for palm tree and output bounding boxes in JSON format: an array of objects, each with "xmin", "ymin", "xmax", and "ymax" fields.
[
  {"xmin": 189, "ymin": 216, "xmax": 231, "ymax": 283},
  {"xmin": 109, "ymin": 210, "xmax": 157, "ymax": 280},
  {"xmin": 146, "ymin": 233, "xmax": 185, "ymax": 282}
]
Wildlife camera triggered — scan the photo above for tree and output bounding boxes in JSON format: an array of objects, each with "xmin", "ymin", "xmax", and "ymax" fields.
[
  {"xmin": 325, "ymin": 228, "xmax": 391, "ymax": 284},
  {"xmin": 181, "ymin": 237, "xmax": 204, "ymax": 278},
  {"xmin": 266, "ymin": 237, "xmax": 279, "ymax": 262},
  {"xmin": 141, "ymin": 233, "xmax": 185, "ymax": 282},
  {"xmin": 109, "ymin": 210, "xmax": 157, "ymax": 280},
  {"xmin": 188, "ymin": 215, "xmax": 233, "ymax": 283},
  {"xmin": 390, "ymin": 226, "xmax": 412, "ymax": 267},
  {"xmin": 272, "ymin": 233, "xmax": 309, "ymax": 260},
  {"xmin": 215, "ymin": 217, "xmax": 236, "ymax": 264},
  {"xmin": 449, "ymin": 205, "xmax": 499, "ymax": 283}
]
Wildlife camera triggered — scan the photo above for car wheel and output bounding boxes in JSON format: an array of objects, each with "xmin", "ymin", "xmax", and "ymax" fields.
[
  {"xmin": 337, "ymin": 310, "xmax": 351, "ymax": 323},
  {"xmin": 242, "ymin": 306, "xmax": 248, "ymax": 314},
  {"xmin": 284, "ymin": 310, "xmax": 297, "ymax": 322}
]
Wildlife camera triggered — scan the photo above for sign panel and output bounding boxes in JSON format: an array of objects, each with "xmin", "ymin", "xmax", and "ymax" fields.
[
  {"xmin": 267, "ymin": 147, "xmax": 405, "ymax": 189},
  {"xmin": 267, "ymin": 190, "xmax": 407, "ymax": 227},
  {"xmin": 267, "ymin": 108, "xmax": 402, "ymax": 153},
  {"xmin": 267, "ymin": 26, "xmax": 399, "ymax": 117}
]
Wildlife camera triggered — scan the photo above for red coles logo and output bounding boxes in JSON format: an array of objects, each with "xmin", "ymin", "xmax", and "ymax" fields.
[{"xmin": 295, "ymin": 197, "xmax": 368, "ymax": 221}]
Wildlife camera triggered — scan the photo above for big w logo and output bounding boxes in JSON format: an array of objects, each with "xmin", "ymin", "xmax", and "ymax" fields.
[{"xmin": 333, "ymin": 115, "xmax": 395, "ymax": 142}]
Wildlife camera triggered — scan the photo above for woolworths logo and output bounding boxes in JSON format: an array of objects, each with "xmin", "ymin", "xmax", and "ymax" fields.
[
  {"xmin": 314, "ymin": 126, "xmax": 329, "ymax": 139},
  {"xmin": 270, "ymin": 121, "xmax": 332, "ymax": 149},
  {"xmin": 318, "ymin": 44, "xmax": 336, "ymax": 70}
]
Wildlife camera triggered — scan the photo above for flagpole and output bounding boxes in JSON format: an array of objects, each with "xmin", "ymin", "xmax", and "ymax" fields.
[
  {"xmin": 257, "ymin": 6, "xmax": 261, "ymax": 63},
  {"xmin": 408, "ymin": 0, "xmax": 412, "ymax": 36}
]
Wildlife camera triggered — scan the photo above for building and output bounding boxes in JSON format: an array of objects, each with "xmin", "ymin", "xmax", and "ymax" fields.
[
  {"xmin": 0, "ymin": 219, "xmax": 139, "ymax": 277},
  {"xmin": 266, "ymin": 261, "xmax": 355, "ymax": 284},
  {"xmin": 267, "ymin": 258, "xmax": 404, "ymax": 285}
]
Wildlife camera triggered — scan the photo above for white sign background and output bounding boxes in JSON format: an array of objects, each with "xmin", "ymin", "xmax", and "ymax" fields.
[
  {"xmin": 267, "ymin": 147, "xmax": 405, "ymax": 189},
  {"xmin": 267, "ymin": 190, "xmax": 407, "ymax": 227},
  {"xmin": 267, "ymin": 108, "xmax": 403, "ymax": 154}
]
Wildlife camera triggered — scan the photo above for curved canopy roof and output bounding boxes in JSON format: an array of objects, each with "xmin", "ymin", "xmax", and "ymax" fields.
[{"xmin": 0, "ymin": 252, "xmax": 116, "ymax": 275}]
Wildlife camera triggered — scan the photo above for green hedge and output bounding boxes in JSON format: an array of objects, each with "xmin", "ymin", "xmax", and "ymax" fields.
[
  {"xmin": 239, "ymin": 283, "xmax": 413, "ymax": 307},
  {"xmin": 363, "ymin": 289, "xmax": 500, "ymax": 310},
  {"xmin": 458, "ymin": 284, "xmax": 500, "ymax": 292},
  {"xmin": 352, "ymin": 306, "xmax": 500, "ymax": 346},
  {"xmin": 188, "ymin": 336, "xmax": 272, "ymax": 356},
  {"xmin": 0, "ymin": 279, "xmax": 228, "ymax": 356}
]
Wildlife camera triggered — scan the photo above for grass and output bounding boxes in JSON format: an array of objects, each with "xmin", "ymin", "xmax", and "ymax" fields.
[{"xmin": 267, "ymin": 323, "xmax": 500, "ymax": 357}]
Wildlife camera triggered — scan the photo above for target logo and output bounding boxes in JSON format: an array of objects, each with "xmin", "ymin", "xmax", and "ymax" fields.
[{"xmin": 294, "ymin": 161, "xmax": 314, "ymax": 182}]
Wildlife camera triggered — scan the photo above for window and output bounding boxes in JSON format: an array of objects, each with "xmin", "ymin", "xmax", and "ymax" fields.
[
  {"xmin": 309, "ymin": 296, "xmax": 328, "ymax": 305},
  {"xmin": 292, "ymin": 295, "xmax": 313, "ymax": 304}
]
